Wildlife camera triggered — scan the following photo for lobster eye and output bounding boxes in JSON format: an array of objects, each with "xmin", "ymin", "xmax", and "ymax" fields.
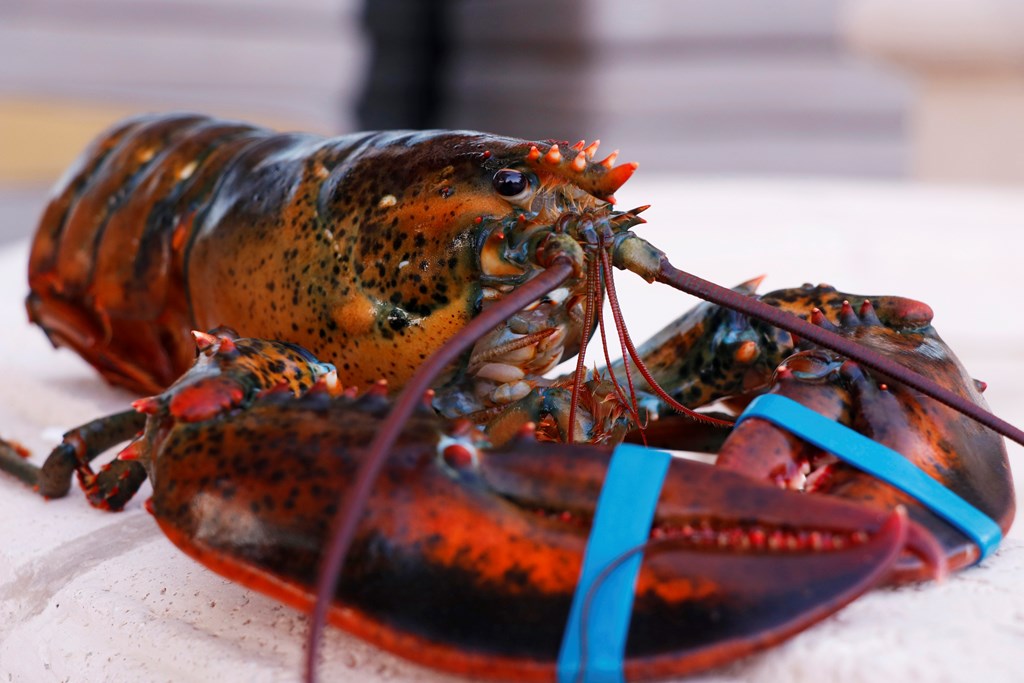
[{"xmin": 492, "ymin": 169, "xmax": 530, "ymax": 200}]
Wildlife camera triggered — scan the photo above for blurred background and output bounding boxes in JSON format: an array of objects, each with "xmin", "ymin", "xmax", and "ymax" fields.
[{"xmin": 1, "ymin": 0, "xmax": 1022, "ymax": 246}]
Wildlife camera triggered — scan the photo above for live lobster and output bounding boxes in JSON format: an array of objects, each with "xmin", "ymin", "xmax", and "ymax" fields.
[{"xmin": 1, "ymin": 113, "xmax": 1018, "ymax": 681}]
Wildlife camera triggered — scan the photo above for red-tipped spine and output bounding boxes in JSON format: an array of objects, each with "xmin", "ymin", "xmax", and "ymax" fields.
[{"xmin": 543, "ymin": 144, "xmax": 562, "ymax": 165}]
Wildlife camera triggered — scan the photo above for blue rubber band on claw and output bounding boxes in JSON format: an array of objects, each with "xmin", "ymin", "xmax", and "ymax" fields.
[
  {"xmin": 736, "ymin": 394, "xmax": 1003, "ymax": 561},
  {"xmin": 557, "ymin": 443, "xmax": 671, "ymax": 683}
]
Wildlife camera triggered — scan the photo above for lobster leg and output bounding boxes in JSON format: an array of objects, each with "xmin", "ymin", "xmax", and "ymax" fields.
[
  {"xmin": 48, "ymin": 409, "xmax": 148, "ymax": 509},
  {"xmin": 0, "ymin": 330, "xmax": 339, "ymax": 511},
  {"xmin": 0, "ymin": 408, "xmax": 146, "ymax": 505}
]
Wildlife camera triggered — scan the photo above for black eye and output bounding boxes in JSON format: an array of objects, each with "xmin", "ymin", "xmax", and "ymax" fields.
[{"xmin": 492, "ymin": 169, "xmax": 529, "ymax": 198}]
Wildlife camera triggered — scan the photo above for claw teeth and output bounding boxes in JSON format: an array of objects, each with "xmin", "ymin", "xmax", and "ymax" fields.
[
  {"xmin": 649, "ymin": 522, "xmax": 868, "ymax": 553},
  {"xmin": 840, "ymin": 300, "xmax": 858, "ymax": 326},
  {"xmin": 584, "ymin": 140, "xmax": 600, "ymax": 158},
  {"xmin": 571, "ymin": 140, "xmax": 585, "ymax": 152},
  {"xmin": 543, "ymin": 144, "xmax": 562, "ymax": 165},
  {"xmin": 308, "ymin": 377, "xmax": 335, "ymax": 396},
  {"xmin": 809, "ymin": 308, "xmax": 838, "ymax": 331},
  {"xmin": 859, "ymin": 299, "xmax": 881, "ymax": 324},
  {"xmin": 262, "ymin": 380, "xmax": 294, "ymax": 397}
]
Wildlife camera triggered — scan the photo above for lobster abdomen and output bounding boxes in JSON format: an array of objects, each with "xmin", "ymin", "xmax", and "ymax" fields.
[{"xmin": 28, "ymin": 114, "xmax": 275, "ymax": 391}]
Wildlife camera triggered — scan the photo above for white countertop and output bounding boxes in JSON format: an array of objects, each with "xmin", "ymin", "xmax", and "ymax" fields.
[{"xmin": 1, "ymin": 177, "xmax": 1023, "ymax": 682}]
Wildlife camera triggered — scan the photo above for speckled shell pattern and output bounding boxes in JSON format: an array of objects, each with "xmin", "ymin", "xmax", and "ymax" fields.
[
  {"xmin": 137, "ymin": 353, "xmax": 917, "ymax": 682},
  {"xmin": 715, "ymin": 286, "xmax": 1013, "ymax": 578},
  {"xmin": 616, "ymin": 282, "xmax": 1014, "ymax": 578},
  {"xmin": 26, "ymin": 113, "xmax": 546, "ymax": 395},
  {"xmin": 622, "ymin": 282, "xmax": 939, "ymax": 409}
]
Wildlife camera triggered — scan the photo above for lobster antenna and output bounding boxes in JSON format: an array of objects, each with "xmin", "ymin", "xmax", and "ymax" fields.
[
  {"xmin": 601, "ymin": 248, "xmax": 734, "ymax": 428},
  {"xmin": 595, "ymin": 238, "xmax": 646, "ymax": 437},
  {"xmin": 655, "ymin": 258, "xmax": 1024, "ymax": 448},
  {"xmin": 588, "ymin": 255, "xmax": 647, "ymax": 442},
  {"xmin": 567, "ymin": 254, "xmax": 600, "ymax": 444},
  {"xmin": 304, "ymin": 261, "xmax": 575, "ymax": 683},
  {"xmin": 595, "ymin": 280, "xmax": 647, "ymax": 441}
]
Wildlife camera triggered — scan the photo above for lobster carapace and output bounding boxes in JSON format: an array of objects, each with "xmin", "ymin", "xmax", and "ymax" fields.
[{"xmin": 27, "ymin": 114, "xmax": 644, "ymax": 423}]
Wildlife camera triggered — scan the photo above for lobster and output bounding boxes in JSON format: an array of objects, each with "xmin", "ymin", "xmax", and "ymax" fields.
[{"xmin": 1, "ymin": 113, "xmax": 1019, "ymax": 681}]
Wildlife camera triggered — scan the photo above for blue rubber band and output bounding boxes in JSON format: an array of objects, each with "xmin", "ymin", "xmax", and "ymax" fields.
[
  {"xmin": 736, "ymin": 394, "xmax": 1003, "ymax": 560},
  {"xmin": 557, "ymin": 444, "xmax": 671, "ymax": 683}
]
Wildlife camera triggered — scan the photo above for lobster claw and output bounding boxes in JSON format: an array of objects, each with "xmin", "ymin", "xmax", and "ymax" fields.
[
  {"xmin": 622, "ymin": 506, "xmax": 914, "ymax": 679},
  {"xmin": 125, "ymin": 384, "xmax": 942, "ymax": 682},
  {"xmin": 478, "ymin": 445, "xmax": 942, "ymax": 680}
]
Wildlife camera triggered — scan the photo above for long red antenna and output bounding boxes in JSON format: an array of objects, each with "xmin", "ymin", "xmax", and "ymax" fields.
[
  {"xmin": 603, "ymin": 250, "xmax": 734, "ymax": 428},
  {"xmin": 655, "ymin": 258, "xmax": 1024, "ymax": 448},
  {"xmin": 567, "ymin": 254, "xmax": 600, "ymax": 444},
  {"xmin": 597, "ymin": 238, "xmax": 645, "ymax": 432}
]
